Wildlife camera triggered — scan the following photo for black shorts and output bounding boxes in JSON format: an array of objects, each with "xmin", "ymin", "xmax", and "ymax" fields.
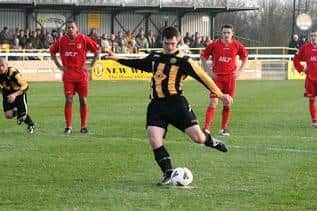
[
  {"xmin": 146, "ymin": 95, "xmax": 199, "ymax": 131},
  {"xmin": 2, "ymin": 93, "xmax": 28, "ymax": 117}
]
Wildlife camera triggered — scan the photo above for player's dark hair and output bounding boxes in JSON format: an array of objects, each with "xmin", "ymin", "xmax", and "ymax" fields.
[
  {"xmin": 66, "ymin": 20, "xmax": 76, "ymax": 25},
  {"xmin": 221, "ymin": 24, "xmax": 234, "ymax": 31},
  {"xmin": 311, "ymin": 29, "xmax": 317, "ymax": 33},
  {"xmin": 162, "ymin": 26, "xmax": 179, "ymax": 39}
]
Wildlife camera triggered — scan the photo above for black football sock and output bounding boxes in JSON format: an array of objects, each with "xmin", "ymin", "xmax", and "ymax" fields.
[
  {"xmin": 23, "ymin": 115, "xmax": 34, "ymax": 126},
  {"xmin": 153, "ymin": 145, "xmax": 173, "ymax": 175},
  {"xmin": 203, "ymin": 131, "xmax": 214, "ymax": 147}
]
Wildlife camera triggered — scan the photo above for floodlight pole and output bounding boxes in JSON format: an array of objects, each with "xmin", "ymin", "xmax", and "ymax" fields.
[{"xmin": 292, "ymin": 0, "xmax": 296, "ymax": 37}]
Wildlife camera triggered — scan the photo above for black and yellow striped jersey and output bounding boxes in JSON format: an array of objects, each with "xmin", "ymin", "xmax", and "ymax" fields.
[
  {"xmin": 0, "ymin": 67, "xmax": 28, "ymax": 95},
  {"xmin": 117, "ymin": 50, "xmax": 223, "ymax": 99}
]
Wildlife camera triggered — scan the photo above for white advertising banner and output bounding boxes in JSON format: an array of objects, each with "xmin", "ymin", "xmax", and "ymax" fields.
[{"xmin": 37, "ymin": 13, "xmax": 66, "ymax": 29}]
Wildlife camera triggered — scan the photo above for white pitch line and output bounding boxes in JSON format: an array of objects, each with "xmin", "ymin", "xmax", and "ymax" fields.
[
  {"xmin": 20, "ymin": 131, "xmax": 317, "ymax": 155},
  {"xmin": 231, "ymin": 145, "xmax": 317, "ymax": 154},
  {"xmin": 231, "ymin": 134, "xmax": 316, "ymax": 141}
]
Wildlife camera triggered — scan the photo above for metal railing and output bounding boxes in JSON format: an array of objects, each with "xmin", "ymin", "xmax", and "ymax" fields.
[
  {"xmin": 0, "ymin": 46, "xmax": 296, "ymax": 60},
  {"xmin": 0, "ymin": 0, "xmax": 226, "ymax": 7}
]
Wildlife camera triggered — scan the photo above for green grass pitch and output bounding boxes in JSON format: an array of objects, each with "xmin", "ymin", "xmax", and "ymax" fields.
[{"xmin": 0, "ymin": 80, "xmax": 316, "ymax": 210}]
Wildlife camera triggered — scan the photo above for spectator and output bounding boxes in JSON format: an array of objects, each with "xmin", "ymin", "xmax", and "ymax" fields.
[
  {"xmin": 183, "ymin": 32, "xmax": 192, "ymax": 44},
  {"xmin": 28, "ymin": 31, "xmax": 41, "ymax": 49},
  {"xmin": 10, "ymin": 38, "xmax": 22, "ymax": 60},
  {"xmin": 0, "ymin": 26, "xmax": 12, "ymax": 45},
  {"xmin": 147, "ymin": 30, "xmax": 157, "ymax": 48},
  {"xmin": 127, "ymin": 37, "xmax": 138, "ymax": 54},
  {"xmin": 136, "ymin": 30, "xmax": 149, "ymax": 49},
  {"xmin": 18, "ymin": 30, "xmax": 28, "ymax": 49},
  {"xmin": 88, "ymin": 28, "xmax": 99, "ymax": 43},
  {"xmin": 39, "ymin": 29, "xmax": 50, "ymax": 49},
  {"xmin": 288, "ymin": 34, "xmax": 300, "ymax": 54},
  {"xmin": 125, "ymin": 30, "xmax": 134, "ymax": 44},
  {"xmin": 51, "ymin": 29, "xmax": 58, "ymax": 41},
  {"xmin": 190, "ymin": 32, "xmax": 204, "ymax": 54},
  {"xmin": 109, "ymin": 34, "xmax": 118, "ymax": 53},
  {"xmin": 299, "ymin": 34, "xmax": 308, "ymax": 47},
  {"xmin": 178, "ymin": 37, "xmax": 190, "ymax": 54},
  {"xmin": 116, "ymin": 39, "xmax": 128, "ymax": 54},
  {"xmin": 203, "ymin": 36, "xmax": 212, "ymax": 47},
  {"xmin": 116, "ymin": 31, "xmax": 124, "ymax": 44},
  {"xmin": 100, "ymin": 33, "xmax": 111, "ymax": 52}
]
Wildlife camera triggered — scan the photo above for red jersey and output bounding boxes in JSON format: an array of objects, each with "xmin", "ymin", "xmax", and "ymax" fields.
[
  {"xmin": 200, "ymin": 39, "xmax": 248, "ymax": 76},
  {"xmin": 50, "ymin": 33, "xmax": 99, "ymax": 81},
  {"xmin": 293, "ymin": 42, "xmax": 317, "ymax": 81}
]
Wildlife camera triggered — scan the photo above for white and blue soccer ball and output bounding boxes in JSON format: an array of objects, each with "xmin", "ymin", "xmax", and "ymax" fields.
[{"xmin": 171, "ymin": 167, "xmax": 193, "ymax": 186}]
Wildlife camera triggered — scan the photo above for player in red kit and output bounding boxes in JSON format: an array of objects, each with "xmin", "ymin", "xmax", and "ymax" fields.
[
  {"xmin": 293, "ymin": 29, "xmax": 317, "ymax": 128},
  {"xmin": 50, "ymin": 20, "xmax": 100, "ymax": 134},
  {"xmin": 200, "ymin": 24, "xmax": 248, "ymax": 136}
]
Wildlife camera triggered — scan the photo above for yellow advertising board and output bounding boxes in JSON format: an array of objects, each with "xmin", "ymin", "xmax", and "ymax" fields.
[
  {"xmin": 88, "ymin": 13, "xmax": 100, "ymax": 29},
  {"xmin": 287, "ymin": 61, "xmax": 306, "ymax": 80},
  {"xmin": 92, "ymin": 60, "xmax": 152, "ymax": 80},
  {"xmin": 92, "ymin": 59, "xmax": 263, "ymax": 81}
]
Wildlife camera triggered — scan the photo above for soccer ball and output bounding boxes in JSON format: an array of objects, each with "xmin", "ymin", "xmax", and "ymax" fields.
[{"xmin": 171, "ymin": 167, "xmax": 193, "ymax": 186}]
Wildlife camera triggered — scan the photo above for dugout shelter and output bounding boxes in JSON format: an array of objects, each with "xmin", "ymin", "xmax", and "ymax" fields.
[{"xmin": 0, "ymin": 0, "xmax": 258, "ymax": 38}]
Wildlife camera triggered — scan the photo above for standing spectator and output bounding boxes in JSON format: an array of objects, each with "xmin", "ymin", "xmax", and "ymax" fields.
[
  {"xmin": 203, "ymin": 36, "xmax": 212, "ymax": 47},
  {"xmin": 10, "ymin": 38, "xmax": 22, "ymax": 60},
  {"xmin": 288, "ymin": 34, "xmax": 300, "ymax": 54},
  {"xmin": 299, "ymin": 34, "xmax": 308, "ymax": 47},
  {"xmin": 28, "ymin": 31, "xmax": 41, "ymax": 49},
  {"xmin": 51, "ymin": 29, "xmax": 58, "ymax": 41},
  {"xmin": 127, "ymin": 37, "xmax": 138, "ymax": 54},
  {"xmin": 50, "ymin": 20, "xmax": 100, "ymax": 134},
  {"xmin": 0, "ymin": 26, "xmax": 12, "ymax": 45},
  {"xmin": 39, "ymin": 29, "xmax": 50, "ymax": 49},
  {"xmin": 115, "ymin": 31, "xmax": 124, "ymax": 44},
  {"xmin": 201, "ymin": 24, "xmax": 248, "ymax": 136},
  {"xmin": 136, "ymin": 29, "xmax": 149, "ymax": 49},
  {"xmin": 293, "ymin": 29, "xmax": 317, "ymax": 127},
  {"xmin": 109, "ymin": 34, "xmax": 118, "ymax": 53},
  {"xmin": 147, "ymin": 30, "xmax": 157, "ymax": 48},
  {"xmin": 18, "ymin": 30, "xmax": 28, "ymax": 49},
  {"xmin": 125, "ymin": 30, "xmax": 134, "ymax": 44},
  {"xmin": 116, "ymin": 39, "xmax": 128, "ymax": 54},
  {"xmin": 100, "ymin": 33, "xmax": 111, "ymax": 53},
  {"xmin": 88, "ymin": 28, "xmax": 99, "ymax": 44},
  {"xmin": 183, "ymin": 32, "xmax": 192, "ymax": 44},
  {"xmin": 178, "ymin": 37, "xmax": 190, "ymax": 54}
]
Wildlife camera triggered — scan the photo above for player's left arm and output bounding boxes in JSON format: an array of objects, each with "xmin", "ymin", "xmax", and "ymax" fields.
[
  {"xmin": 85, "ymin": 36, "xmax": 101, "ymax": 68},
  {"xmin": 7, "ymin": 72, "xmax": 28, "ymax": 103},
  {"xmin": 183, "ymin": 58, "xmax": 232, "ymax": 106},
  {"xmin": 234, "ymin": 43, "xmax": 249, "ymax": 78}
]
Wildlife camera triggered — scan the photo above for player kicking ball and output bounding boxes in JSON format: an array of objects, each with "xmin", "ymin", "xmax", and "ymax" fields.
[
  {"xmin": 0, "ymin": 58, "xmax": 36, "ymax": 134},
  {"xmin": 106, "ymin": 26, "xmax": 232, "ymax": 186}
]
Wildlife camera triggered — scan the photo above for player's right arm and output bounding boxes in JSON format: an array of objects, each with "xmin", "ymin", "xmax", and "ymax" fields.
[
  {"xmin": 49, "ymin": 38, "xmax": 66, "ymax": 72},
  {"xmin": 108, "ymin": 53, "xmax": 153, "ymax": 72},
  {"xmin": 293, "ymin": 46, "xmax": 306, "ymax": 73}
]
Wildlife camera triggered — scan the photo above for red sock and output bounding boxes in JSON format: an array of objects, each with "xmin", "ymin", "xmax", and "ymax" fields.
[
  {"xmin": 64, "ymin": 103, "xmax": 72, "ymax": 128},
  {"xmin": 80, "ymin": 104, "xmax": 88, "ymax": 128},
  {"xmin": 204, "ymin": 106, "xmax": 216, "ymax": 129},
  {"xmin": 221, "ymin": 106, "xmax": 231, "ymax": 129},
  {"xmin": 309, "ymin": 99, "xmax": 317, "ymax": 123}
]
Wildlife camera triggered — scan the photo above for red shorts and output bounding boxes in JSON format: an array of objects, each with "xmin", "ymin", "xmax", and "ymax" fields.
[
  {"xmin": 210, "ymin": 76, "xmax": 236, "ymax": 98},
  {"xmin": 64, "ymin": 80, "xmax": 89, "ymax": 97},
  {"xmin": 304, "ymin": 77, "xmax": 317, "ymax": 98}
]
